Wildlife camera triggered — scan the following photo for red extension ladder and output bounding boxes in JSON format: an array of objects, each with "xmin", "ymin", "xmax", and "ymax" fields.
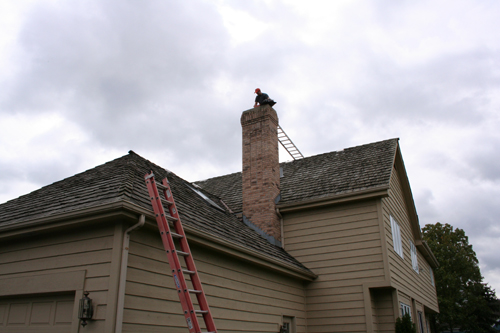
[{"xmin": 144, "ymin": 172, "xmax": 217, "ymax": 333}]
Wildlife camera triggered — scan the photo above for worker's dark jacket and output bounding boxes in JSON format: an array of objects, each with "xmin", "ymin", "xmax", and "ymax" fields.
[{"xmin": 255, "ymin": 93, "xmax": 269, "ymax": 105}]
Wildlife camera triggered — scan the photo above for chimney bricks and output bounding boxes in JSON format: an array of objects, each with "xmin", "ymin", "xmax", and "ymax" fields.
[{"xmin": 241, "ymin": 105, "xmax": 281, "ymax": 243}]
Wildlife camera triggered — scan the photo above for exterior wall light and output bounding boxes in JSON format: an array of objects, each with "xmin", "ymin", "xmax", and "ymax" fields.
[{"xmin": 78, "ymin": 291, "xmax": 93, "ymax": 327}]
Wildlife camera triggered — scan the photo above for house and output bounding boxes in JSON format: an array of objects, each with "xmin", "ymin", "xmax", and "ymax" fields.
[{"xmin": 0, "ymin": 105, "xmax": 438, "ymax": 332}]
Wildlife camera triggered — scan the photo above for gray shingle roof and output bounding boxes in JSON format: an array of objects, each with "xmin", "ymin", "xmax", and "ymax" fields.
[
  {"xmin": 0, "ymin": 138, "xmax": 397, "ymax": 277},
  {"xmin": 0, "ymin": 151, "xmax": 311, "ymax": 275},
  {"xmin": 196, "ymin": 138, "xmax": 398, "ymax": 212}
]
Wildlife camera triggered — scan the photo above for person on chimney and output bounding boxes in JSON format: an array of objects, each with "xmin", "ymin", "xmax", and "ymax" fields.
[{"xmin": 253, "ymin": 88, "xmax": 276, "ymax": 108}]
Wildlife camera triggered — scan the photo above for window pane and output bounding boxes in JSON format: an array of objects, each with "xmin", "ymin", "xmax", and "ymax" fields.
[
  {"xmin": 391, "ymin": 216, "xmax": 404, "ymax": 258},
  {"xmin": 410, "ymin": 241, "xmax": 419, "ymax": 273},
  {"xmin": 430, "ymin": 267, "xmax": 435, "ymax": 286}
]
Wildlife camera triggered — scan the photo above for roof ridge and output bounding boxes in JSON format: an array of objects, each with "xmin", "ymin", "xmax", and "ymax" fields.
[
  {"xmin": 195, "ymin": 137, "xmax": 399, "ymax": 213},
  {"xmin": 290, "ymin": 137, "xmax": 400, "ymax": 161},
  {"xmin": 195, "ymin": 138, "xmax": 400, "ymax": 184},
  {"xmin": 194, "ymin": 170, "xmax": 241, "ymax": 183}
]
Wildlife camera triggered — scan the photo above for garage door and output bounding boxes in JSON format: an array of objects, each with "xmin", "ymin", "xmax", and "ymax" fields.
[{"xmin": 0, "ymin": 293, "xmax": 74, "ymax": 333}]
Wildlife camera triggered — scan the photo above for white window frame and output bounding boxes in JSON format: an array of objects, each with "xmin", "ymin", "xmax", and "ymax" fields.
[
  {"xmin": 400, "ymin": 302, "xmax": 411, "ymax": 318},
  {"xmin": 429, "ymin": 266, "xmax": 435, "ymax": 286},
  {"xmin": 410, "ymin": 240, "xmax": 419, "ymax": 273},
  {"xmin": 390, "ymin": 215, "xmax": 404, "ymax": 258}
]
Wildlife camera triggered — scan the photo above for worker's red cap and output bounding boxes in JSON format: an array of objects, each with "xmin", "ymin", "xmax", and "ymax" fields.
[{"xmin": 254, "ymin": 88, "xmax": 261, "ymax": 93}]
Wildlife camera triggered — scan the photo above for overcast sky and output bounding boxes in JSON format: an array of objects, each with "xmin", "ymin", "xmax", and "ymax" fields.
[{"xmin": 1, "ymin": 0, "xmax": 499, "ymax": 292}]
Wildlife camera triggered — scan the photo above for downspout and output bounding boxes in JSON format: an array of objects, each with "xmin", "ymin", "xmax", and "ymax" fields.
[
  {"xmin": 115, "ymin": 214, "xmax": 145, "ymax": 333},
  {"xmin": 276, "ymin": 208, "xmax": 284, "ymax": 249}
]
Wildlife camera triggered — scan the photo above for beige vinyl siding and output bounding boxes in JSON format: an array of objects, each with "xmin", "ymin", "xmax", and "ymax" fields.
[
  {"xmin": 123, "ymin": 228, "xmax": 307, "ymax": 333},
  {"xmin": 371, "ymin": 289, "xmax": 395, "ymax": 333},
  {"xmin": 382, "ymin": 167, "xmax": 438, "ymax": 312},
  {"xmin": 284, "ymin": 200, "xmax": 385, "ymax": 333},
  {"xmin": 0, "ymin": 224, "xmax": 118, "ymax": 331}
]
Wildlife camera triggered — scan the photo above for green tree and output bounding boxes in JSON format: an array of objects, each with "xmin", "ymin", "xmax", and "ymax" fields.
[
  {"xmin": 423, "ymin": 222, "xmax": 499, "ymax": 333},
  {"xmin": 396, "ymin": 313, "xmax": 416, "ymax": 333},
  {"xmin": 461, "ymin": 284, "xmax": 500, "ymax": 333}
]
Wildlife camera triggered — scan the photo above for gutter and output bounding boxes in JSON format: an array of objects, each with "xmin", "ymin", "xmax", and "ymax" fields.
[
  {"xmin": 115, "ymin": 214, "xmax": 145, "ymax": 333},
  {"xmin": 415, "ymin": 239, "xmax": 439, "ymax": 268},
  {"xmin": 168, "ymin": 220, "xmax": 317, "ymax": 281},
  {"xmin": 277, "ymin": 186, "xmax": 390, "ymax": 212}
]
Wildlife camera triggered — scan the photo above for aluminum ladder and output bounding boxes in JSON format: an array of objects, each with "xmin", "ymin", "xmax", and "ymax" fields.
[
  {"xmin": 277, "ymin": 125, "xmax": 304, "ymax": 160},
  {"xmin": 144, "ymin": 172, "xmax": 217, "ymax": 333}
]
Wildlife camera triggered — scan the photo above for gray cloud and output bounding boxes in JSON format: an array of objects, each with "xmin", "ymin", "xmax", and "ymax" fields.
[{"xmin": 1, "ymin": 0, "xmax": 500, "ymax": 291}]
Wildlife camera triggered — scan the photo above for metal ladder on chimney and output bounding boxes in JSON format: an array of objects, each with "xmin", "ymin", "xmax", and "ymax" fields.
[
  {"xmin": 144, "ymin": 172, "xmax": 217, "ymax": 333},
  {"xmin": 277, "ymin": 125, "xmax": 304, "ymax": 160}
]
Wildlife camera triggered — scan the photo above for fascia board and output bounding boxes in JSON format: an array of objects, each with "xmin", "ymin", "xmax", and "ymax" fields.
[
  {"xmin": 415, "ymin": 240, "xmax": 439, "ymax": 268},
  {"xmin": 0, "ymin": 201, "xmax": 139, "ymax": 238},
  {"xmin": 393, "ymin": 146, "xmax": 422, "ymax": 240},
  {"xmin": 277, "ymin": 186, "xmax": 389, "ymax": 213},
  {"xmin": 184, "ymin": 227, "xmax": 317, "ymax": 281}
]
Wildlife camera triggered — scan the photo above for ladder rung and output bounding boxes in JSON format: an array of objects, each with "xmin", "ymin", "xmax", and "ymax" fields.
[
  {"xmin": 277, "ymin": 125, "xmax": 304, "ymax": 160},
  {"xmin": 160, "ymin": 198, "xmax": 173, "ymax": 206},
  {"xmin": 171, "ymin": 232, "xmax": 183, "ymax": 239},
  {"xmin": 195, "ymin": 310, "xmax": 209, "ymax": 314},
  {"xmin": 188, "ymin": 289, "xmax": 202, "ymax": 294},
  {"xmin": 166, "ymin": 215, "xmax": 178, "ymax": 223},
  {"xmin": 182, "ymin": 269, "xmax": 195, "ymax": 275},
  {"xmin": 156, "ymin": 182, "xmax": 169, "ymax": 191},
  {"xmin": 177, "ymin": 250, "xmax": 189, "ymax": 257}
]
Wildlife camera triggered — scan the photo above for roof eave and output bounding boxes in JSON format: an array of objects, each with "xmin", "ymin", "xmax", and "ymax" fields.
[
  {"xmin": 415, "ymin": 240, "xmax": 439, "ymax": 268},
  {"xmin": 0, "ymin": 200, "xmax": 135, "ymax": 237},
  {"xmin": 178, "ymin": 224, "xmax": 317, "ymax": 281},
  {"xmin": 393, "ymin": 145, "xmax": 422, "ymax": 239},
  {"xmin": 277, "ymin": 186, "xmax": 390, "ymax": 213}
]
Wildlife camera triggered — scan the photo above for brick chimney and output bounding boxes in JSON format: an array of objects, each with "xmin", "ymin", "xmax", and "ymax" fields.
[{"xmin": 241, "ymin": 105, "xmax": 281, "ymax": 246}]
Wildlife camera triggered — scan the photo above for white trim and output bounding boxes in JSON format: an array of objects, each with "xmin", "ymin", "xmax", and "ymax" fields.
[
  {"xmin": 410, "ymin": 240, "xmax": 419, "ymax": 273},
  {"xmin": 391, "ymin": 215, "xmax": 404, "ymax": 258},
  {"xmin": 400, "ymin": 302, "xmax": 411, "ymax": 318}
]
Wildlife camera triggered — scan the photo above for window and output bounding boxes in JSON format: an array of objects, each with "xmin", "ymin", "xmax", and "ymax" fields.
[
  {"xmin": 400, "ymin": 302, "xmax": 411, "ymax": 318},
  {"xmin": 430, "ymin": 267, "xmax": 435, "ymax": 286},
  {"xmin": 418, "ymin": 311, "xmax": 425, "ymax": 333},
  {"xmin": 189, "ymin": 185, "xmax": 224, "ymax": 211},
  {"xmin": 391, "ymin": 215, "xmax": 404, "ymax": 258},
  {"xmin": 281, "ymin": 316, "xmax": 295, "ymax": 333},
  {"xmin": 410, "ymin": 240, "xmax": 419, "ymax": 273}
]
